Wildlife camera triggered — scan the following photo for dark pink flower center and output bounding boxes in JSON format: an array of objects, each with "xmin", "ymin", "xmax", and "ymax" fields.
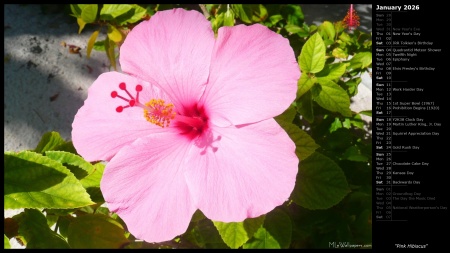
[{"xmin": 173, "ymin": 104, "xmax": 209, "ymax": 140}]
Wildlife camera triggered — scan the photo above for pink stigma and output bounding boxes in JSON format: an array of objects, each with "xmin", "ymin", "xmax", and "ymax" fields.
[{"xmin": 111, "ymin": 82, "xmax": 143, "ymax": 113}]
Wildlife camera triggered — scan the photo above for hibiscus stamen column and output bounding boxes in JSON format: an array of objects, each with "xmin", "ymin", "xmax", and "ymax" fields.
[
  {"xmin": 174, "ymin": 115, "xmax": 205, "ymax": 131},
  {"xmin": 172, "ymin": 104, "xmax": 210, "ymax": 140}
]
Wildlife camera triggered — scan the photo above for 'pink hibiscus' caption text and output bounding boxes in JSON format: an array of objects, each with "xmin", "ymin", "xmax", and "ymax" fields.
[{"xmin": 72, "ymin": 8, "xmax": 301, "ymax": 243}]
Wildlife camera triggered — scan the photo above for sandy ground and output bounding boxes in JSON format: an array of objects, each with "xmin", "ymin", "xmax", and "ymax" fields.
[{"xmin": 4, "ymin": 4, "xmax": 372, "ymax": 248}]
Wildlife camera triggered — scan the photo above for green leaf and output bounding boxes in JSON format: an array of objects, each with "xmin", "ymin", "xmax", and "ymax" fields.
[
  {"xmin": 263, "ymin": 208, "xmax": 292, "ymax": 249},
  {"xmin": 359, "ymin": 110, "xmax": 372, "ymax": 117},
  {"xmin": 191, "ymin": 209, "xmax": 207, "ymax": 223},
  {"xmin": 93, "ymin": 207, "xmax": 109, "ymax": 216},
  {"xmin": 184, "ymin": 218, "xmax": 229, "ymax": 248},
  {"xmin": 68, "ymin": 214, "xmax": 129, "ymax": 249},
  {"xmin": 78, "ymin": 205, "xmax": 95, "ymax": 214},
  {"xmin": 4, "ymin": 235, "xmax": 11, "ymax": 249},
  {"xmin": 87, "ymin": 30, "xmax": 99, "ymax": 59},
  {"xmin": 155, "ymin": 4, "xmax": 177, "ymax": 12},
  {"xmin": 243, "ymin": 208, "xmax": 292, "ymax": 249},
  {"xmin": 263, "ymin": 208, "xmax": 292, "ymax": 248},
  {"xmin": 342, "ymin": 145, "xmax": 368, "ymax": 162},
  {"xmin": 313, "ymin": 79, "xmax": 352, "ymax": 117},
  {"xmin": 46, "ymin": 213, "xmax": 59, "ymax": 228},
  {"xmin": 323, "ymin": 39, "xmax": 334, "ymax": 47},
  {"xmin": 347, "ymin": 62, "xmax": 363, "ymax": 73},
  {"xmin": 299, "ymin": 33, "xmax": 325, "ymax": 73},
  {"xmin": 350, "ymin": 113, "xmax": 365, "ymax": 129},
  {"xmin": 54, "ymin": 141, "xmax": 78, "ymax": 155},
  {"xmin": 223, "ymin": 8, "xmax": 235, "ymax": 26},
  {"xmin": 243, "ymin": 227, "xmax": 279, "ymax": 249},
  {"xmin": 345, "ymin": 79, "xmax": 357, "ymax": 97},
  {"xmin": 107, "ymin": 24, "xmax": 123, "ymax": 43},
  {"xmin": 342, "ymin": 118, "xmax": 351, "ymax": 129},
  {"xmin": 79, "ymin": 162, "xmax": 106, "ymax": 203},
  {"xmin": 4, "ymin": 151, "xmax": 94, "ymax": 209},
  {"xmin": 297, "ymin": 73, "xmax": 316, "ymax": 98},
  {"xmin": 291, "ymin": 152, "xmax": 350, "ymax": 209},
  {"xmin": 334, "ymin": 20, "xmax": 346, "ymax": 34},
  {"xmin": 284, "ymin": 24, "xmax": 305, "ymax": 34},
  {"xmin": 329, "ymin": 117, "xmax": 343, "ymax": 133},
  {"xmin": 79, "ymin": 162, "xmax": 105, "ymax": 188},
  {"xmin": 339, "ymin": 32, "xmax": 352, "ymax": 43},
  {"xmin": 318, "ymin": 21, "xmax": 335, "ymax": 40},
  {"xmin": 213, "ymin": 215, "xmax": 265, "ymax": 249},
  {"xmin": 274, "ymin": 104, "xmax": 297, "ymax": 123},
  {"xmin": 124, "ymin": 5, "xmax": 147, "ymax": 24},
  {"xmin": 316, "ymin": 63, "xmax": 347, "ymax": 81},
  {"xmin": 350, "ymin": 52, "xmax": 372, "ymax": 69},
  {"xmin": 77, "ymin": 18, "xmax": 86, "ymax": 34},
  {"xmin": 332, "ymin": 47, "xmax": 348, "ymax": 59},
  {"xmin": 80, "ymin": 4, "xmax": 98, "ymax": 24},
  {"xmin": 297, "ymin": 23, "xmax": 311, "ymax": 37},
  {"xmin": 70, "ymin": 4, "xmax": 82, "ymax": 17},
  {"xmin": 110, "ymin": 4, "xmax": 147, "ymax": 25},
  {"xmin": 17, "ymin": 209, "xmax": 70, "ymax": 249},
  {"xmin": 276, "ymin": 120, "xmax": 319, "ymax": 161},
  {"xmin": 100, "ymin": 4, "xmax": 132, "ymax": 20},
  {"xmin": 296, "ymin": 90, "xmax": 314, "ymax": 123},
  {"xmin": 34, "ymin": 131, "xmax": 66, "ymax": 154},
  {"xmin": 280, "ymin": 4, "xmax": 304, "ymax": 26},
  {"xmin": 231, "ymin": 4, "xmax": 267, "ymax": 24},
  {"xmin": 324, "ymin": 128, "xmax": 354, "ymax": 151},
  {"xmin": 57, "ymin": 216, "xmax": 73, "ymax": 239},
  {"xmin": 211, "ymin": 13, "xmax": 224, "ymax": 34},
  {"xmin": 353, "ymin": 208, "xmax": 372, "ymax": 244},
  {"xmin": 45, "ymin": 151, "xmax": 94, "ymax": 175},
  {"xmin": 105, "ymin": 36, "xmax": 117, "ymax": 70},
  {"xmin": 93, "ymin": 40, "xmax": 106, "ymax": 51},
  {"xmin": 269, "ymin": 14, "xmax": 283, "ymax": 25},
  {"xmin": 232, "ymin": 4, "xmax": 252, "ymax": 23},
  {"xmin": 45, "ymin": 208, "xmax": 76, "ymax": 216},
  {"xmin": 252, "ymin": 4, "xmax": 268, "ymax": 22}
]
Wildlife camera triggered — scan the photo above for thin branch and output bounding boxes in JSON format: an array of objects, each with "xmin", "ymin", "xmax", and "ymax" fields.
[{"xmin": 199, "ymin": 4, "xmax": 210, "ymax": 19}]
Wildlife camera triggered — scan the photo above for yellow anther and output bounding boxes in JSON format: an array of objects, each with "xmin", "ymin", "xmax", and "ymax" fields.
[{"xmin": 143, "ymin": 99, "xmax": 176, "ymax": 128}]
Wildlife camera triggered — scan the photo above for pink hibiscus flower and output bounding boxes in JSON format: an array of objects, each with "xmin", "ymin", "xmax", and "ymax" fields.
[{"xmin": 72, "ymin": 8, "xmax": 300, "ymax": 243}]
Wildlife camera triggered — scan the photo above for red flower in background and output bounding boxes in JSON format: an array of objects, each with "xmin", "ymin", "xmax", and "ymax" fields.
[{"xmin": 342, "ymin": 4, "xmax": 360, "ymax": 30}]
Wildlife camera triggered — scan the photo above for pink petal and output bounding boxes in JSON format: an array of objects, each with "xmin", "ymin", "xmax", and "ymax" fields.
[
  {"xmin": 100, "ymin": 131, "xmax": 196, "ymax": 243},
  {"xmin": 184, "ymin": 119, "xmax": 298, "ymax": 222},
  {"xmin": 199, "ymin": 24, "xmax": 301, "ymax": 127},
  {"xmin": 120, "ymin": 8, "xmax": 215, "ymax": 114},
  {"xmin": 72, "ymin": 72, "xmax": 174, "ymax": 162}
]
